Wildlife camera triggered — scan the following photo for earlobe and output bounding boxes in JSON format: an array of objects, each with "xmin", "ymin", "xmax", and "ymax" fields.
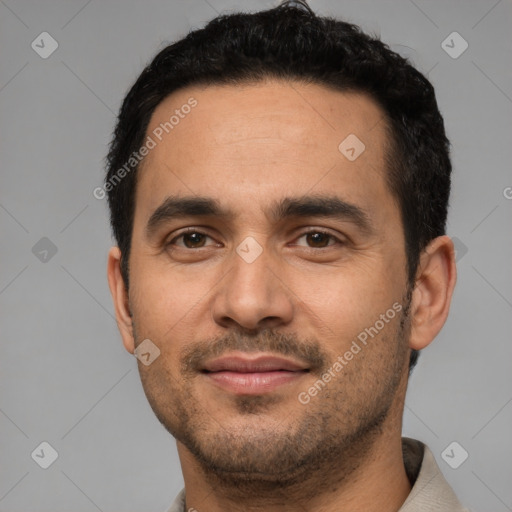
[
  {"xmin": 107, "ymin": 247, "xmax": 135, "ymax": 354},
  {"xmin": 408, "ymin": 235, "xmax": 457, "ymax": 352}
]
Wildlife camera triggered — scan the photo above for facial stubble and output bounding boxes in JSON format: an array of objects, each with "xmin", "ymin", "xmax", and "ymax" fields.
[{"xmin": 133, "ymin": 295, "xmax": 412, "ymax": 495}]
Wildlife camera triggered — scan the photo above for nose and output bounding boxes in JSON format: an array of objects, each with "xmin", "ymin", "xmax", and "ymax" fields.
[{"xmin": 211, "ymin": 240, "xmax": 294, "ymax": 331}]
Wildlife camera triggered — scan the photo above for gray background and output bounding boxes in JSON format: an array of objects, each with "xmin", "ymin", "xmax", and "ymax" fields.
[{"xmin": 1, "ymin": 0, "xmax": 511, "ymax": 511}]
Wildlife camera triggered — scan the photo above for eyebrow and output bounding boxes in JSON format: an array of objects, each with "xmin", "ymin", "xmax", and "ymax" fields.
[{"xmin": 145, "ymin": 194, "xmax": 373, "ymax": 238}]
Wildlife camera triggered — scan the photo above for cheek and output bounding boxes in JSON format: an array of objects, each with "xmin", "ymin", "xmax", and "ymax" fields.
[
  {"xmin": 290, "ymin": 257, "xmax": 402, "ymax": 348},
  {"xmin": 128, "ymin": 261, "xmax": 207, "ymax": 344}
]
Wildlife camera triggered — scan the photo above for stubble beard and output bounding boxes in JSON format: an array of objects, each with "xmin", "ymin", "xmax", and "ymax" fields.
[{"xmin": 135, "ymin": 296, "xmax": 412, "ymax": 496}]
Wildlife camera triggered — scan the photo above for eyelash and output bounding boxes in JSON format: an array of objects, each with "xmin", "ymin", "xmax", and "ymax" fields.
[{"xmin": 167, "ymin": 228, "xmax": 343, "ymax": 249}]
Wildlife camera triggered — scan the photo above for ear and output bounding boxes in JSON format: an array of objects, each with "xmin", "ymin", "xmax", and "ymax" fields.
[
  {"xmin": 107, "ymin": 246, "xmax": 135, "ymax": 354},
  {"xmin": 408, "ymin": 235, "xmax": 457, "ymax": 351}
]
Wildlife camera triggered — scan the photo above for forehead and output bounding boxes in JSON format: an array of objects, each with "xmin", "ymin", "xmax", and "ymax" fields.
[{"xmin": 137, "ymin": 80, "xmax": 393, "ymax": 223}]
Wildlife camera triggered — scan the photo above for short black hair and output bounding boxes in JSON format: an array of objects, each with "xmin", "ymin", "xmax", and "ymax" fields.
[{"xmin": 106, "ymin": 3, "xmax": 452, "ymax": 371}]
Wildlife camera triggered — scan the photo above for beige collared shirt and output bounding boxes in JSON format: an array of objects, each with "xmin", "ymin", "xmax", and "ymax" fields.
[{"xmin": 165, "ymin": 438, "xmax": 469, "ymax": 512}]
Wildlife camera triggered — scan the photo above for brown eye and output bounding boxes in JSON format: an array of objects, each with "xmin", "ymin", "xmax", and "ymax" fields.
[
  {"xmin": 305, "ymin": 232, "xmax": 332, "ymax": 248},
  {"xmin": 169, "ymin": 231, "xmax": 215, "ymax": 249},
  {"xmin": 182, "ymin": 232, "xmax": 207, "ymax": 248},
  {"xmin": 294, "ymin": 230, "xmax": 339, "ymax": 248}
]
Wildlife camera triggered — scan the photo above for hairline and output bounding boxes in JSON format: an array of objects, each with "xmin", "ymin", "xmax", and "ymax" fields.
[{"xmin": 121, "ymin": 76, "xmax": 413, "ymax": 287}]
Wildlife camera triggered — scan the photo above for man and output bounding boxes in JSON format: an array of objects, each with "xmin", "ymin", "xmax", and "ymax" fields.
[{"xmin": 105, "ymin": 2, "xmax": 467, "ymax": 510}]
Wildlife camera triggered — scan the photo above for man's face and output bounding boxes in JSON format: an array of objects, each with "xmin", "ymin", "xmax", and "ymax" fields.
[{"xmin": 126, "ymin": 81, "xmax": 411, "ymax": 484}]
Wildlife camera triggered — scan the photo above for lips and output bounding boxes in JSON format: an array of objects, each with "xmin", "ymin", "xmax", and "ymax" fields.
[{"xmin": 202, "ymin": 354, "xmax": 309, "ymax": 394}]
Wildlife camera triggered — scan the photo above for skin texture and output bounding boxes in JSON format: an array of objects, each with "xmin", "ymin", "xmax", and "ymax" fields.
[{"xmin": 108, "ymin": 80, "xmax": 456, "ymax": 512}]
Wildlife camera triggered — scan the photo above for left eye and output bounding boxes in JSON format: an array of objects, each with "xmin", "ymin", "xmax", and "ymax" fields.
[{"xmin": 294, "ymin": 231, "xmax": 339, "ymax": 248}]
